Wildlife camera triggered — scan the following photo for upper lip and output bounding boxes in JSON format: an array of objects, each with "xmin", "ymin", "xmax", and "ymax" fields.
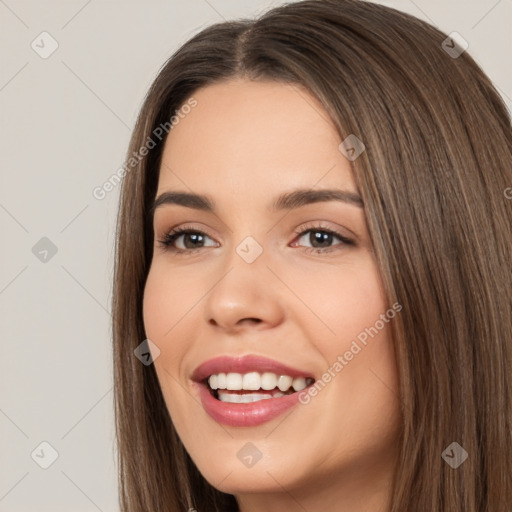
[{"xmin": 191, "ymin": 354, "xmax": 316, "ymax": 383}]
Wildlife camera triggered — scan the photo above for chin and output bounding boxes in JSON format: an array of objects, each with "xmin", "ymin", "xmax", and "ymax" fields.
[{"xmin": 191, "ymin": 448, "xmax": 312, "ymax": 495}]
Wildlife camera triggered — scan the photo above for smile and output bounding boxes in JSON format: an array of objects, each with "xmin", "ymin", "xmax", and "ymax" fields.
[{"xmin": 192, "ymin": 355, "xmax": 316, "ymax": 426}]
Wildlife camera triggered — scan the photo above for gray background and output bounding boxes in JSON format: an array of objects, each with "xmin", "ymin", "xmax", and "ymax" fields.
[{"xmin": 1, "ymin": 1, "xmax": 510, "ymax": 510}]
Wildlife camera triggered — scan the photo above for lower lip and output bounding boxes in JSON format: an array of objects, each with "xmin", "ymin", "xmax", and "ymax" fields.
[{"xmin": 196, "ymin": 383, "xmax": 304, "ymax": 427}]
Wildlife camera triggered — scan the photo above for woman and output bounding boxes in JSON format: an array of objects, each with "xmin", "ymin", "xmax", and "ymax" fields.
[{"xmin": 112, "ymin": 0, "xmax": 512, "ymax": 510}]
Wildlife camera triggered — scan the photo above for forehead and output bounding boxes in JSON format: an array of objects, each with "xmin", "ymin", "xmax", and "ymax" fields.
[{"xmin": 157, "ymin": 79, "xmax": 357, "ymax": 198}]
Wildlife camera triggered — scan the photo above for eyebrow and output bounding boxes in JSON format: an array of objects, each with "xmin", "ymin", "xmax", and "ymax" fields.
[{"xmin": 150, "ymin": 188, "xmax": 364, "ymax": 217}]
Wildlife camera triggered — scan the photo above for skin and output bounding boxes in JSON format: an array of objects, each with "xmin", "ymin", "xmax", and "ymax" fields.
[{"xmin": 143, "ymin": 78, "xmax": 401, "ymax": 512}]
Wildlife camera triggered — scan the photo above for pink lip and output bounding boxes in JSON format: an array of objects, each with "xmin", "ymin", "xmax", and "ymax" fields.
[
  {"xmin": 196, "ymin": 382, "xmax": 305, "ymax": 427},
  {"xmin": 191, "ymin": 355, "xmax": 316, "ymax": 427}
]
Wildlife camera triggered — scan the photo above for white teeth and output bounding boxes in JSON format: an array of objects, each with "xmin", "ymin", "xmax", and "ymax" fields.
[
  {"xmin": 216, "ymin": 373, "xmax": 226, "ymax": 389},
  {"xmin": 277, "ymin": 375, "xmax": 293, "ymax": 392},
  {"xmin": 261, "ymin": 372, "xmax": 277, "ymax": 390},
  {"xmin": 217, "ymin": 392, "xmax": 275, "ymax": 403},
  {"xmin": 292, "ymin": 377, "xmax": 307, "ymax": 391},
  {"xmin": 242, "ymin": 372, "xmax": 261, "ymax": 390},
  {"xmin": 208, "ymin": 371, "xmax": 314, "ymax": 392},
  {"xmin": 226, "ymin": 372, "xmax": 243, "ymax": 390}
]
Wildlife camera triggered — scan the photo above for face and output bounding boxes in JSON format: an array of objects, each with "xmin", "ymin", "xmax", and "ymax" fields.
[{"xmin": 143, "ymin": 79, "xmax": 401, "ymax": 510}]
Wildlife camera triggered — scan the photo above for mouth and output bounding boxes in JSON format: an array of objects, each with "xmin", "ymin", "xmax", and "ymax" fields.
[
  {"xmin": 191, "ymin": 355, "xmax": 317, "ymax": 426},
  {"xmin": 204, "ymin": 372, "xmax": 315, "ymax": 403}
]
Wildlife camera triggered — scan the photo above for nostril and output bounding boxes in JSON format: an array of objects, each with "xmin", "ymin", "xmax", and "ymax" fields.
[
  {"xmin": 207, "ymin": 317, "xmax": 263, "ymax": 329},
  {"xmin": 240, "ymin": 318, "xmax": 262, "ymax": 325}
]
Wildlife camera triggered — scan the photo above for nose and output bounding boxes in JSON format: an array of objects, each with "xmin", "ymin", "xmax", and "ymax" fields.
[{"xmin": 202, "ymin": 252, "xmax": 285, "ymax": 334}]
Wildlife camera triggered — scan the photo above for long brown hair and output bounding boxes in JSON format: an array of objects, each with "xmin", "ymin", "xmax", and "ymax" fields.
[{"xmin": 112, "ymin": 1, "xmax": 512, "ymax": 510}]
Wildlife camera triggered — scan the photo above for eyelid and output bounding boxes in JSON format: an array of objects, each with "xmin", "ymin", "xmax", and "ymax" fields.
[{"xmin": 293, "ymin": 220, "xmax": 354, "ymax": 241}]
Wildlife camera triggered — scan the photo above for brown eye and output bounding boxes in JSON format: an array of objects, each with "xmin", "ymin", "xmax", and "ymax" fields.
[
  {"xmin": 157, "ymin": 227, "xmax": 218, "ymax": 253},
  {"xmin": 293, "ymin": 226, "xmax": 354, "ymax": 254}
]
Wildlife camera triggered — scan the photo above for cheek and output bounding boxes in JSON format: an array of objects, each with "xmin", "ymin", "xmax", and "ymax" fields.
[
  {"xmin": 142, "ymin": 265, "xmax": 189, "ymax": 382},
  {"xmin": 142, "ymin": 262, "xmax": 193, "ymax": 340},
  {"xmin": 288, "ymin": 255, "xmax": 388, "ymax": 344},
  {"xmin": 142, "ymin": 266, "xmax": 197, "ymax": 426},
  {"xmin": 142, "ymin": 268, "xmax": 167, "ymax": 337}
]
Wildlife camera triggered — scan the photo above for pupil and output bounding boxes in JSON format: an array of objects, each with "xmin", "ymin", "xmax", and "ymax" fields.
[
  {"xmin": 185, "ymin": 233, "xmax": 203, "ymax": 249},
  {"xmin": 311, "ymin": 231, "xmax": 331, "ymax": 248}
]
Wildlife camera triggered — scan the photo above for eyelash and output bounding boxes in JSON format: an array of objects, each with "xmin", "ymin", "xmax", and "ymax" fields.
[{"xmin": 156, "ymin": 223, "xmax": 354, "ymax": 256}]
